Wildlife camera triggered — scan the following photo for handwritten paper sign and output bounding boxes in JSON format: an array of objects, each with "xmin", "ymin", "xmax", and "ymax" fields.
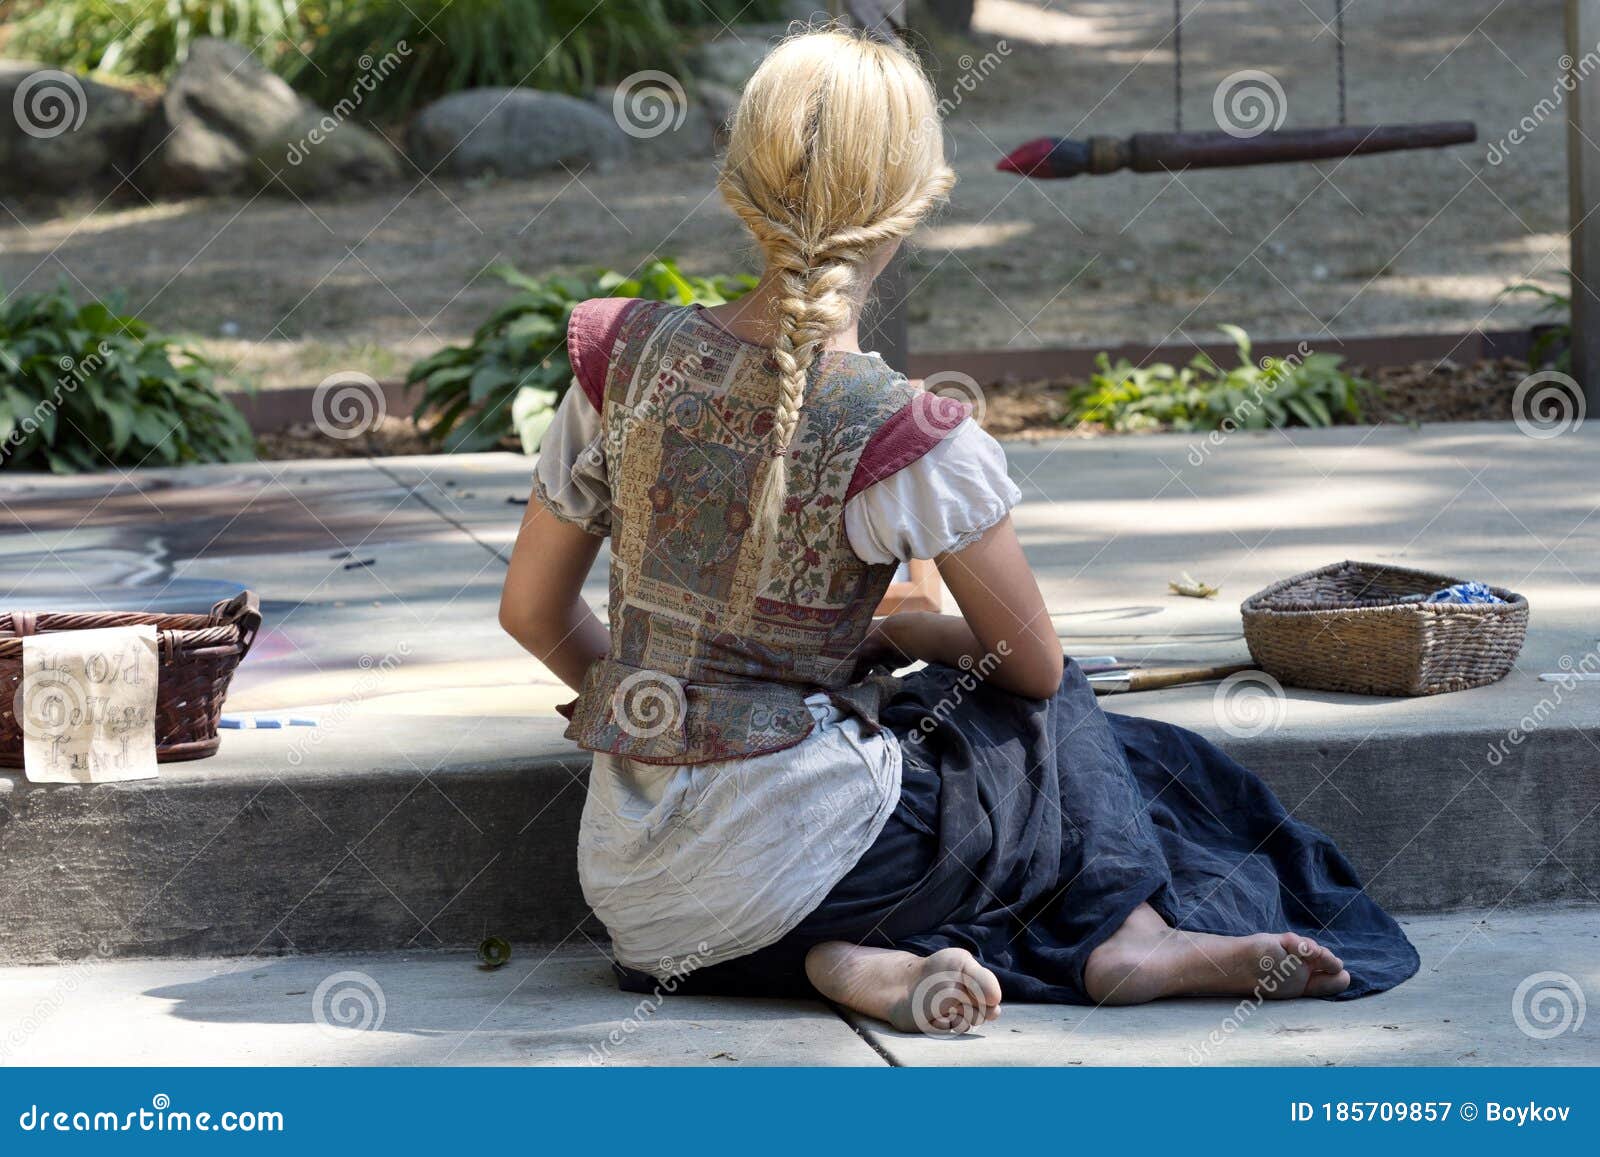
[{"xmin": 20, "ymin": 625, "xmax": 159, "ymax": 784}]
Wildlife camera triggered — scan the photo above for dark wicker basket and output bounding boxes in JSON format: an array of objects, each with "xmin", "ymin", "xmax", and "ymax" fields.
[
  {"xmin": 0, "ymin": 591, "xmax": 261, "ymax": 766},
  {"xmin": 1241, "ymin": 562, "xmax": 1527, "ymax": 697}
]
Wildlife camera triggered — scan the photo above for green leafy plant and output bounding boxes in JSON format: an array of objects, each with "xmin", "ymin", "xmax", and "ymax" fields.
[
  {"xmin": 11, "ymin": 0, "xmax": 782, "ymax": 101},
  {"xmin": 1063, "ymin": 325, "xmax": 1367, "ymax": 433},
  {"xmin": 0, "ymin": 285, "xmax": 255, "ymax": 472},
  {"xmin": 409, "ymin": 258, "xmax": 756, "ymax": 454},
  {"xmin": 1500, "ymin": 279, "xmax": 1571, "ymax": 370},
  {"xmin": 8, "ymin": 0, "xmax": 312, "ymax": 77},
  {"xmin": 291, "ymin": 0, "xmax": 786, "ymax": 119}
]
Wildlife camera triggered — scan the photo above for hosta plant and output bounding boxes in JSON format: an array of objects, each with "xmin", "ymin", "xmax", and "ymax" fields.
[
  {"xmin": 0, "ymin": 285, "xmax": 255, "ymax": 472},
  {"xmin": 1063, "ymin": 325, "xmax": 1367, "ymax": 434}
]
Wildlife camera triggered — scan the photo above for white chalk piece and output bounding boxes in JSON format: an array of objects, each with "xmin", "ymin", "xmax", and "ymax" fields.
[
  {"xmin": 21, "ymin": 625, "xmax": 160, "ymax": 784},
  {"xmin": 219, "ymin": 714, "xmax": 320, "ymax": 729}
]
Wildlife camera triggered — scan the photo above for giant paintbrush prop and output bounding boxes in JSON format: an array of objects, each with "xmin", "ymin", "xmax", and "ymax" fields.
[{"xmin": 997, "ymin": 123, "xmax": 1478, "ymax": 180}]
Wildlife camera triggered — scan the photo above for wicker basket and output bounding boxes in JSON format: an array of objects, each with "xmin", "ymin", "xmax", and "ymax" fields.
[
  {"xmin": 1241, "ymin": 562, "xmax": 1527, "ymax": 697},
  {"xmin": 0, "ymin": 591, "xmax": 261, "ymax": 767}
]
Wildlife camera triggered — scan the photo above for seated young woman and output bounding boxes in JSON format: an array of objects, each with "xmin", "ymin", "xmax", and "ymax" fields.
[{"xmin": 499, "ymin": 26, "xmax": 1418, "ymax": 1034}]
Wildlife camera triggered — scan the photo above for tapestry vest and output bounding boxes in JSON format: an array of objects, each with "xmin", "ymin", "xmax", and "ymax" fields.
[{"xmin": 558, "ymin": 298, "xmax": 969, "ymax": 765}]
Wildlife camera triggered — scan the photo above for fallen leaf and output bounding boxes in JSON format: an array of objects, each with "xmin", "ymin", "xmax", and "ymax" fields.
[{"xmin": 1169, "ymin": 571, "xmax": 1220, "ymax": 599}]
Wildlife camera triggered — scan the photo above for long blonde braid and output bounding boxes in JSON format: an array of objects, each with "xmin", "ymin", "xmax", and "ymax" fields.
[{"xmin": 717, "ymin": 28, "xmax": 957, "ymax": 530}]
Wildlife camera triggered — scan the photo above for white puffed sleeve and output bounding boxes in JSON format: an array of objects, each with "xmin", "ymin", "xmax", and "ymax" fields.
[
  {"xmin": 844, "ymin": 418, "xmax": 1021, "ymax": 564},
  {"xmin": 531, "ymin": 382, "xmax": 611, "ymax": 536}
]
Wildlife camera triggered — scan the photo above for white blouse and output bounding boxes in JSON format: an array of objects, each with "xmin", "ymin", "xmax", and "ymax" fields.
[{"xmin": 533, "ymin": 383, "xmax": 1020, "ymax": 977}]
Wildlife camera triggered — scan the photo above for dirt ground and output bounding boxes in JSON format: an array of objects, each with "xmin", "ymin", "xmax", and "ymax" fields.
[{"xmin": 0, "ymin": 0, "xmax": 1574, "ymax": 392}]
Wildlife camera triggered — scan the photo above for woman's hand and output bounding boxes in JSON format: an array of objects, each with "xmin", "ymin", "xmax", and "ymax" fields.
[
  {"xmin": 853, "ymin": 616, "xmax": 913, "ymax": 678},
  {"xmin": 872, "ymin": 611, "xmax": 991, "ymax": 674}
]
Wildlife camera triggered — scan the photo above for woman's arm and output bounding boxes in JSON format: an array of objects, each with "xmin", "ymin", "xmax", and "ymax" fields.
[
  {"xmin": 498, "ymin": 495, "xmax": 610, "ymax": 692},
  {"xmin": 878, "ymin": 516, "xmax": 1064, "ymax": 699}
]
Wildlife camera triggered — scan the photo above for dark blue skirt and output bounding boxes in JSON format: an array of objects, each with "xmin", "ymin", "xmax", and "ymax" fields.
[{"xmin": 618, "ymin": 660, "xmax": 1419, "ymax": 1003}]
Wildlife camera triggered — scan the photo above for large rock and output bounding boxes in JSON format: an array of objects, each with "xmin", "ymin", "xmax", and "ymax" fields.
[
  {"xmin": 146, "ymin": 37, "xmax": 398, "ymax": 197},
  {"xmin": 408, "ymin": 88, "xmax": 630, "ymax": 177},
  {"xmin": 592, "ymin": 81, "xmax": 717, "ymax": 162},
  {"xmin": 249, "ymin": 107, "xmax": 402, "ymax": 197},
  {"xmin": 147, "ymin": 38, "xmax": 303, "ymax": 195},
  {"xmin": 686, "ymin": 23, "xmax": 790, "ymax": 91},
  {"xmin": 0, "ymin": 61, "xmax": 149, "ymax": 195}
]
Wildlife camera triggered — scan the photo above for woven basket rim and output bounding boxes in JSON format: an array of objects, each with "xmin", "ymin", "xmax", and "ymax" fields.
[
  {"xmin": 0, "ymin": 593, "xmax": 260, "ymax": 657},
  {"xmin": 0, "ymin": 610, "xmax": 217, "ymax": 634},
  {"xmin": 1241, "ymin": 560, "xmax": 1527, "ymax": 616}
]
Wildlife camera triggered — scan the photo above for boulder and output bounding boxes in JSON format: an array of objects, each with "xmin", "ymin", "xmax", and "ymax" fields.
[
  {"xmin": 686, "ymin": 23, "xmax": 789, "ymax": 91},
  {"xmin": 146, "ymin": 38, "xmax": 303, "ymax": 195},
  {"xmin": 408, "ymin": 88, "xmax": 629, "ymax": 177},
  {"xmin": 249, "ymin": 107, "xmax": 402, "ymax": 197},
  {"xmin": 0, "ymin": 61, "xmax": 149, "ymax": 195},
  {"xmin": 592, "ymin": 81, "xmax": 716, "ymax": 161},
  {"xmin": 145, "ymin": 38, "xmax": 399, "ymax": 198}
]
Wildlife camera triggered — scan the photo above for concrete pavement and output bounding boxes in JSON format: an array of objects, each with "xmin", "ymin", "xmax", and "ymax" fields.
[{"xmin": 0, "ymin": 908, "xmax": 1593, "ymax": 1066}]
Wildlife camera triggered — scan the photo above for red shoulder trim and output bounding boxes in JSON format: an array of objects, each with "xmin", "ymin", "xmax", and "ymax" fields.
[
  {"xmin": 846, "ymin": 390, "xmax": 972, "ymax": 501},
  {"xmin": 567, "ymin": 297, "xmax": 639, "ymax": 410}
]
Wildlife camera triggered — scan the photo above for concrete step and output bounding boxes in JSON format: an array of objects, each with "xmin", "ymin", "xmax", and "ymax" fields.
[
  {"xmin": 1, "ymin": 909, "xmax": 1594, "ymax": 1066},
  {"xmin": 3, "ymin": 426, "xmax": 1598, "ymax": 962},
  {"xmin": 2, "ymin": 701, "xmax": 1596, "ymax": 964}
]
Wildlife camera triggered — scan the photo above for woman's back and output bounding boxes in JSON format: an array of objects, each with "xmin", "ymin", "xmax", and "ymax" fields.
[{"xmin": 556, "ymin": 297, "xmax": 971, "ymax": 765}]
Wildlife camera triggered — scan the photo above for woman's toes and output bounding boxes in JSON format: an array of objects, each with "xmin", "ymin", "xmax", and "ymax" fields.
[
  {"xmin": 1289, "ymin": 934, "xmax": 1343, "ymax": 975},
  {"xmin": 1305, "ymin": 968, "xmax": 1352, "ymax": 997},
  {"xmin": 1276, "ymin": 932, "xmax": 1339, "ymax": 974},
  {"xmin": 912, "ymin": 949, "xmax": 1002, "ymax": 1035}
]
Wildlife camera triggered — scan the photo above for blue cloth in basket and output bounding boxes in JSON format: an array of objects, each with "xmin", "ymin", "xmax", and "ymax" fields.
[{"xmin": 1425, "ymin": 581, "xmax": 1503, "ymax": 605}]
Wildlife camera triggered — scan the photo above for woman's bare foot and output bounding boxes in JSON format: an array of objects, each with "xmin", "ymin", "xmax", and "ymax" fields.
[
  {"xmin": 1084, "ymin": 903, "xmax": 1351, "ymax": 1005},
  {"xmin": 804, "ymin": 942, "xmax": 1004, "ymax": 1034}
]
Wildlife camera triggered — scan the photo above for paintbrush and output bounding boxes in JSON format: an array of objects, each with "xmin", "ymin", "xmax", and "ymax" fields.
[{"xmin": 1087, "ymin": 662, "xmax": 1257, "ymax": 695}]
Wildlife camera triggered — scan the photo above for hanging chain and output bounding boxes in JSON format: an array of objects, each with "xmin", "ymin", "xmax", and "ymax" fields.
[
  {"xmin": 1334, "ymin": 0, "xmax": 1347, "ymax": 125},
  {"xmin": 1173, "ymin": 0, "xmax": 1184, "ymax": 132}
]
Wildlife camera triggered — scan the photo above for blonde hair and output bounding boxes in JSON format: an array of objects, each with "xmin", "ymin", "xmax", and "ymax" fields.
[{"xmin": 718, "ymin": 27, "xmax": 956, "ymax": 529}]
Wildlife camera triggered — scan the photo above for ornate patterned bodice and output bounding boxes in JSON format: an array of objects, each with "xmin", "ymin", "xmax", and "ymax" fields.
[{"xmin": 559, "ymin": 300, "xmax": 966, "ymax": 765}]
